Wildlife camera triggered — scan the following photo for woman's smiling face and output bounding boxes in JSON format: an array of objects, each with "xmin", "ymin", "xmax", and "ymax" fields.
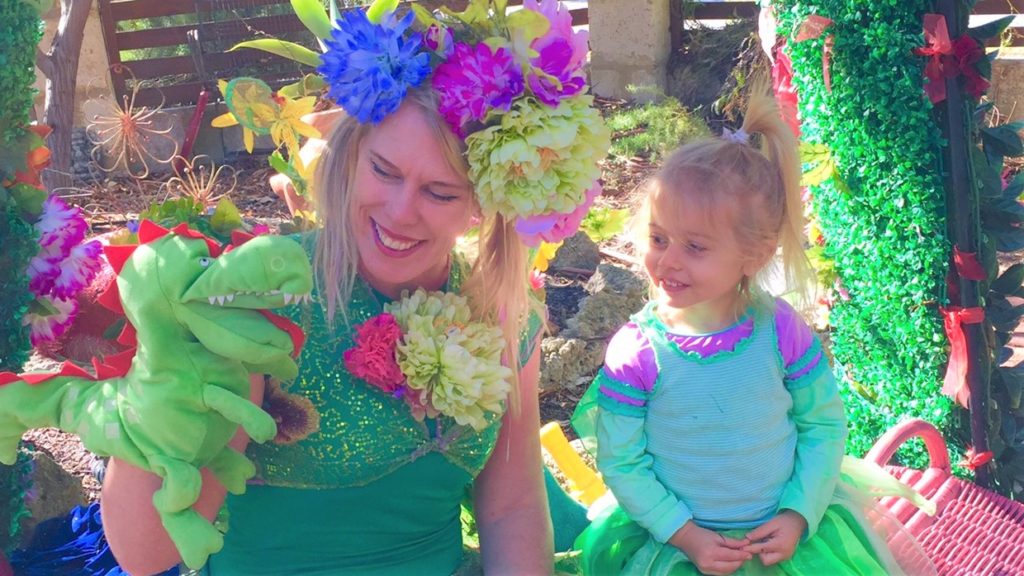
[{"xmin": 350, "ymin": 102, "xmax": 475, "ymax": 299}]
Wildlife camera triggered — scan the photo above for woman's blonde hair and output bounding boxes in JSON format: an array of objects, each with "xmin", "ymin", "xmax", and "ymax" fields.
[
  {"xmin": 310, "ymin": 86, "xmax": 535, "ymax": 403},
  {"xmin": 633, "ymin": 89, "xmax": 811, "ymax": 305}
]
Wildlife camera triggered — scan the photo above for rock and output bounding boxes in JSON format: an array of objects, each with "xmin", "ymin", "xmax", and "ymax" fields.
[
  {"xmin": 564, "ymin": 265, "xmax": 647, "ymax": 340},
  {"xmin": 540, "ymin": 263, "xmax": 647, "ymax": 392},
  {"xmin": 585, "ymin": 263, "xmax": 647, "ymax": 300},
  {"xmin": 549, "ymin": 231, "xmax": 600, "ymax": 275},
  {"xmin": 544, "ymin": 283, "xmax": 587, "ymax": 333},
  {"xmin": 0, "ymin": 444, "xmax": 87, "ymax": 551},
  {"xmin": 540, "ymin": 336, "xmax": 606, "ymax": 392}
]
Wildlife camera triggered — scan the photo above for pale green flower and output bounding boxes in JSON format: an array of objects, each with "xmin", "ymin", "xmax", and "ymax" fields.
[
  {"xmin": 466, "ymin": 95, "xmax": 610, "ymax": 219},
  {"xmin": 386, "ymin": 289, "xmax": 512, "ymax": 430}
]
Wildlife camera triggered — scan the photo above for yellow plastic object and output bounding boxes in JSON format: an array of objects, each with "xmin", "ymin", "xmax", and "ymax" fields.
[{"xmin": 540, "ymin": 422, "xmax": 608, "ymax": 507}]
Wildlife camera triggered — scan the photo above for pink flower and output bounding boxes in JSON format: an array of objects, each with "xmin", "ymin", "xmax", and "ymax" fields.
[
  {"xmin": 51, "ymin": 240, "xmax": 103, "ymax": 300},
  {"xmin": 23, "ymin": 296, "xmax": 78, "ymax": 346},
  {"xmin": 35, "ymin": 195, "xmax": 87, "ymax": 257},
  {"xmin": 514, "ymin": 181, "xmax": 601, "ymax": 247},
  {"xmin": 529, "ymin": 269, "xmax": 546, "ymax": 291},
  {"xmin": 343, "ymin": 313, "xmax": 406, "ymax": 393},
  {"xmin": 251, "ymin": 223, "xmax": 271, "ymax": 236},
  {"xmin": 523, "ymin": 0, "xmax": 589, "ymax": 106},
  {"xmin": 27, "ymin": 248, "xmax": 62, "ymax": 296},
  {"xmin": 433, "ymin": 42, "xmax": 524, "ymax": 137}
]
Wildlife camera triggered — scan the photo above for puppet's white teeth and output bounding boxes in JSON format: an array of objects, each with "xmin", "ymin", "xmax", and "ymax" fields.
[
  {"xmin": 217, "ymin": 295, "xmax": 227, "ymax": 305},
  {"xmin": 208, "ymin": 296, "xmax": 217, "ymax": 305},
  {"xmin": 269, "ymin": 289, "xmax": 281, "ymax": 295},
  {"xmin": 283, "ymin": 293, "xmax": 294, "ymax": 305},
  {"xmin": 225, "ymin": 294, "xmax": 235, "ymax": 303}
]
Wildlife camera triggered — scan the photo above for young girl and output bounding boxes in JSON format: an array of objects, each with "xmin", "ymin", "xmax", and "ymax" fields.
[{"xmin": 572, "ymin": 92, "xmax": 930, "ymax": 575}]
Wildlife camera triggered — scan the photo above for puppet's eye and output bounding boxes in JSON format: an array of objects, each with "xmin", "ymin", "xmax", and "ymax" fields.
[{"xmin": 199, "ymin": 257, "xmax": 212, "ymax": 267}]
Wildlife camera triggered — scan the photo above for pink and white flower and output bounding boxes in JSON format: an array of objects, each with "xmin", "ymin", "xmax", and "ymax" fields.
[
  {"xmin": 23, "ymin": 296, "xmax": 78, "ymax": 347},
  {"xmin": 50, "ymin": 240, "xmax": 103, "ymax": 300},
  {"xmin": 35, "ymin": 195, "xmax": 88, "ymax": 256}
]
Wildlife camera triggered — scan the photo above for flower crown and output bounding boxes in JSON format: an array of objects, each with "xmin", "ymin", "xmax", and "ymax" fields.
[{"xmin": 319, "ymin": 0, "xmax": 610, "ymax": 245}]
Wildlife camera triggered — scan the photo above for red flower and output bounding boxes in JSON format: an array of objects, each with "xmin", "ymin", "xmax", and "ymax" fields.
[{"xmin": 343, "ymin": 313, "xmax": 406, "ymax": 393}]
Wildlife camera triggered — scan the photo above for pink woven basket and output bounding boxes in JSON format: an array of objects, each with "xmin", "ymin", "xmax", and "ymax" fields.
[{"xmin": 866, "ymin": 419, "xmax": 1024, "ymax": 575}]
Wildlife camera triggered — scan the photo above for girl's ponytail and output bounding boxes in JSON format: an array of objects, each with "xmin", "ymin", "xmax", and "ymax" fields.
[{"xmin": 742, "ymin": 91, "xmax": 813, "ymax": 305}]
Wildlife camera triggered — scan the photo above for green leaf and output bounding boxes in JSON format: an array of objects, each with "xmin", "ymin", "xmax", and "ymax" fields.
[
  {"xmin": 291, "ymin": 0, "xmax": 333, "ymax": 40},
  {"xmin": 210, "ymin": 198, "xmax": 243, "ymax": 235},
  {"xmin": 982, "ymin": 124, "xmax": 1024, "ymax": 158},
  {"xmin": 27, "ymin": 296, "xmax": 60, "ymax": 317},
  {"xmin": 229, "ymin": 40, "xmax": 322, "ymax": 68},
  {"xmin": 973, "ymin": 146, "xmax": 1003, "ymax": 197},
  {"xmin": 102, "ymin": 317, "xmax": 127, "ymax": 341},
  {"xmin": 969, "ymin": 15, "xmax": 1015, "ymax": 43},
  {"xmin": 411, "ymin": 4, "xmax": 441, "ymax": 28},
  {"xmin": 278, "ymin": 74, "xmax": 327, "ymax": 99},
  {"xmin": 366, "ymin": 0, "xmax": 399, "ymax": 23},
  {"xmin": 992, "ymin": 263, "xmax": 1024, "ymax": 295},
  {"xmin": 9, "ymin": 183, "xmax": 46, "ymax": 218}
]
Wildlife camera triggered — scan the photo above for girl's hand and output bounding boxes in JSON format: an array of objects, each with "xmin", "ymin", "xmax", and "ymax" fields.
[
  {"xmin": 743, "ymin": 510, "xmax": 807, "ymax": 566},
  {"xmin": 668, "ymin": 521, "xmax": 751, "ymax": 575}
]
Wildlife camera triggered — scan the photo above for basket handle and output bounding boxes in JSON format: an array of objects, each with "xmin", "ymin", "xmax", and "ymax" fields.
[{"xmin": 864, "ymin": 418, "xmax": 951, "ymax": 474}]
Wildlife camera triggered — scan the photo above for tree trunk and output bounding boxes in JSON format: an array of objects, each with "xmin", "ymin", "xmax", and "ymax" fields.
[{"xmin": 39, "ymin": 0, "xmax": 92, "ymax": 193}]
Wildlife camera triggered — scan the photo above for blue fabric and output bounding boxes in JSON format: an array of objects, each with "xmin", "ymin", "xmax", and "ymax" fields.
[{"xmin": 8, "ymin": 503, "xmax": 178, "ymax": 576}]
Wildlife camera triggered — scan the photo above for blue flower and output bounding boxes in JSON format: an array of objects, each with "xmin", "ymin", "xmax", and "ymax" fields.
[{"xmin": 319, "ymin": 10, "xmax": 431, "ymax": 124}]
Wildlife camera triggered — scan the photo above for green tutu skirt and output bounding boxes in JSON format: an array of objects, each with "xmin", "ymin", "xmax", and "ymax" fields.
[{"xmin": 576, "ymin": 502, "xmax": 902, "ymax": 576}]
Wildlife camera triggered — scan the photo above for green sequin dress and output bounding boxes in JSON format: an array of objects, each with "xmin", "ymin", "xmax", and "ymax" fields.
[{"xmin": 205, "ymin": 235, "xmax": 535, "ymax": 575}]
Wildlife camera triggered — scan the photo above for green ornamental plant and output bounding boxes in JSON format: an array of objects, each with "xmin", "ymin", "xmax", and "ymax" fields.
[
  {"xmin": 773, "ymin": 1, "xmax": 952, "ymax": 467},
  {"xmin": 0, "ymin": 0, "xmax": 45, "ymax": 372}
]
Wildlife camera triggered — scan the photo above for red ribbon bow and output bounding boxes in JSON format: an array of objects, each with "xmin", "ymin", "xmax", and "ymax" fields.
[
  {"xmin": 914, "ymin": 14, "xmax": 989, "ymax": 103},
  {"xmin": 959, "ymin": 446, "xmax": 994, "ymax": 471},
  {"xmin": 940, "ymin": 305, "xmax": 985, "ymax": 408}
]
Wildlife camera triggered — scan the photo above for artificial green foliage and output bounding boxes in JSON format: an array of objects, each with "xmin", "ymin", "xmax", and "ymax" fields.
[
  {"xmin": 0, "ymin": 0, "xmax": 42, "ymax": 373},
  {"xmin": 0, "ymin": 202, "xmax": 37, "ymax": 373},
  {"xmin": 774, "ymin": 1, "xmax": 952, "ymax": 465},
  {"xmin": 138, "ymin": 197, "xmax": 248, "ymax": 245},
  {"xmin": 0, "ymin": 0, "xmax": 42, "ymax": 147}
]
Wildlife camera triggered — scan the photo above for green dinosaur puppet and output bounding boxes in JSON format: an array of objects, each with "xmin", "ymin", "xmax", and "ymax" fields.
[{"xmin": 0, "ymin": 220, "xmax": 313, "ymax": 569}]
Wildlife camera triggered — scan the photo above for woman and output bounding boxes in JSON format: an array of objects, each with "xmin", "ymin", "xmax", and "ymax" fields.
[{"xmin": 102, "ymin": 1, "xmax": 608, "ymax": 574}]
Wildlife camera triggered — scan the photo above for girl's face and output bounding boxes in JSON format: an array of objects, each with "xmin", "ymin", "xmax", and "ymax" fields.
[
  {"xmin": 350, "ymin": 103, "xmax": 475, "ymax": 299},
  {"xmin": 643, "ymin": 192, "xmax": 764, "ymax": 332}
]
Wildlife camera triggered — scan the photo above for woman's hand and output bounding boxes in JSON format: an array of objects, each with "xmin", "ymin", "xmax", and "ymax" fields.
[
  {"xmin": 743, "ymin": 510, "xmax": 807, "ymax": 566},
  {"xmin": 269, "ymin": 108, "xmax": 344, "ymax": 216},
  {"xmin": 668, "ymin": 521, "xmax": 751, "ymax": 575}
]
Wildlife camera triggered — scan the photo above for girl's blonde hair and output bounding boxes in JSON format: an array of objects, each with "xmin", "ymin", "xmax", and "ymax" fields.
[
  {"xmin": 310, "ymin": 86, "xmax": 534, "ymax": 402},
  {"xmin": 634, "ymin": 90, "xmax": 812, "ymax": 305}
]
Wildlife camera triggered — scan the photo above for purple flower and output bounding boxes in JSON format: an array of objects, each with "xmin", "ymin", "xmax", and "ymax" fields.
[
  {"xmin": 523, "ymin": 0, "xmax": 589, "ymax": 106},
  {"xmin": 515, "ymin": 181, "xmax": 601, "ymax": 247},
  {"xmin": 50, "ymin": 240, "xmax": 103, "ymax": 300},
  {"xmin": 319, "ymin": 10, "xmax": 431, "ymax": 124},
  {"xmin": 433, "ymin": 42, "xmax": 525, "ymax": 138},
  {"xmin": 35, "ymin": 195, "xmax": 87, "ymax": 257}
]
